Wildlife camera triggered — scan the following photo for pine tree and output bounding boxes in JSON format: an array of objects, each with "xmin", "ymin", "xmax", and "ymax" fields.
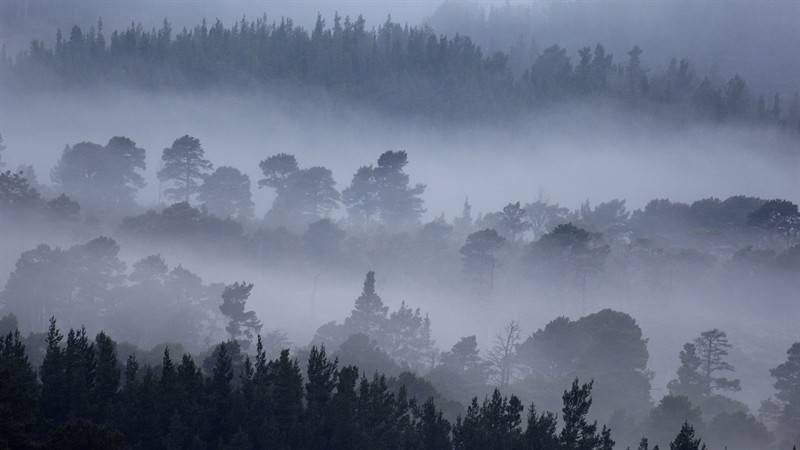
[
  {"xmin": 560, "ymin": 379, "xmax": 601, "ymax": 450},
  {"xmin": 219, "ymin": 282, "xmax": 262, "ymax": 348},
  {"xmin": 668, "ymin": 343, "xmax": 706, "ymax": 401},
  {"xmin": 416, "ymin": 398, "xmax": 452, "ymax": 449},
  {"xmin": 524, "ymin": 404, "xmax": 559, "ymax": 449},
  {"xmin": 304, "ymin": 345, "xmax": 337, "ymax": 449},
  {"xmin": 204, "ymin": 342, "xmax": 234, "ymax": 444},
  {"xmin": 669, "ymin": 422, "xmax": 705, "ymax": 450},
  {"xmin": 271, "ymin": 349, "xmax": 304, "ymax": 448},
  {"xmin": 158, "ymin": 135, "xmax": 212, "ymax": 203},
  {"xmin": 694, "ymin": 329, "xmax": 741, "ymax": 395},
  {"xmin": 0, "ymin": 330, "xmax": 39, "ymax": 448},
  {"xmin": 330, "ymin": 365, "xmax": 361, "ymax": 449},
  {"xmin": 63, "ymin": 327, "xmax": 96, "ymax": 419},
  {"xmin": 158, "ymin": 347, "xmax": 178, "ymax": 430},
  {"xmin": 40, "ymin": 317, "xmax": 67, "ymax": 424},
  {"xmin": 92, "ymin": 332, "xmax": 120, "ymax": 423},
  {"xmin": 345, "ymin": 271, "xmax": 388, "ymax": 337}
]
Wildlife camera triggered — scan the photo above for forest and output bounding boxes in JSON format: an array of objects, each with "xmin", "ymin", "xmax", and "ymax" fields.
[
  {"xmin": 2, "ymin": 1, "xmax": 800, "ymax": 449},
  {"xmin": 1, "ymin": 131, "xmax": 799, "ymax": 449},
  {"xmin": 0, "ymin": 10, "xmax": 799, "ymax": 126}
]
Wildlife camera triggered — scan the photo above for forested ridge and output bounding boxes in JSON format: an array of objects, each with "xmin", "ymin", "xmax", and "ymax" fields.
[
  {"xmin": 2, "ymin": 12, "xmax": 800, "ymax": 126},
  {"xmin": 3, "ymin": 5, "xmax": 800, "ymax": 450}
]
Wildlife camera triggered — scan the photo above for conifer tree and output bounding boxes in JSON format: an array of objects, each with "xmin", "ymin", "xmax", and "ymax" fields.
[
  {"xmin": 305, "ymin": 345, "xmax": 337, "ymax": 449},
  {"xmin": 92, "ymin": 332, "xmax": 119, "ymax": 422},
  {"xmin": 219, "ymin": 282, "xmax": 262, "ymax": 348},
  {"xmin": 40, "ymin": 317, "xmax": 67, "ymax": 424},
  {"xmin": 0, "ymin": 329, "xmax": 39, "ymax": 448},
  {"xmin": 524, "ymin": 404, "xmax": 559, "ymax": 449},
  {"xmin": 345, "ymin": 271, "xmax": 388, "ymax": 337},
  {"xmin": 560, "ymin": 379, "xmax": 601, "ymax": 450},
  {"xmin": 271, "ymin": 349, "xmax": 304, "ymax": 448},
  {"xmin": 669, "ymin": 422, "xmax": 705, "ymax": 450},
  {"xmin": 158, "ymin": 135, "xmax": 212, "ymax": 203}
]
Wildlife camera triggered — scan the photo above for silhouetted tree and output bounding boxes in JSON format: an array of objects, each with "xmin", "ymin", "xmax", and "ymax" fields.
[
  {"xmin": 51, "ymin": 137, "xmax": 145, "ymax": 213},
  {"xmin": 668, "ymin": 343, "xmax": 707, "ymax": 401},
  {"xmin": 344, "ymin": 271, "xmax": 388, "ymax": 337},
  {"xmin": 343, "ymin": 150, "xmax": 425, "ymax": 229},
  {"xmin": 197, "ymin": 166, "xmax": 254, "ymax": 221},
  {"xmin": 669, "ymin": 422, "xmax": 705, "ymax": 450},
  {"xmin": 0, "ymin": 329, "xmax": 39, "ymax": 448},
  {"xmin": 646, "ymin": 395, "xmax": 703, "ymax": 448},
  {"xmin": 487, "ymin": 320, "xmax": 521, "ymax": 387},
  {"xmin": 560, "ymin": 379, "xmax": 600, "ymax": 450},
  {"xmin": 260, "ymin": 153, "xmax": 340, "ymax": 228},
  {"xmin": 460, "ymin": 229, "xmax": 505, "ymax": 289},
  {"xmin": 694, "ymin": 329, "xmax": 741, "ymax": 396},
  {"xmin": 219, "ymin": 282, "xmax": 262, "ymax": 349},
  {"xmin": 158, "ymin": 135, "xmax": 212, "ymax": 203}
]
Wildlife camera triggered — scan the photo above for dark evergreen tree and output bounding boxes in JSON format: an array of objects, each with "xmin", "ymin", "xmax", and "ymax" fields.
[
  {"xmin": 40, "ymin": 317, "xmax": 67, "ymax": 424},
  {"xmin": 524, "ymin": 404, "xmax": 559, "ymax": 449},
  {"xmin": 204, "ymin": 341, "xmax": 235, "ymax": 445},
  {"xmin": 92, "ymin": 332, "xmax": 119, "ymax": 423},
  {"xmin": 304, "ymin": 345, "xmax": 337, "ymax": 449},
  {"xmin": 270, "ymin": 349, "xmax": 304, "ymax": 448},
  {"xmin": 669, "ymin": 422, "xmax": 705, "ymax": 450},
  {"xmin": 646, "ymin": 395, "xmax": 703, "ymax": 448},
  {"xmin": 63, "ymin": 327, "xmax": 96, "ymax": 420},
  {"xmin": 0, "ymin": 330, "xmax": 39, "ymax": 449},
  {"xmin": 560, "ymin": 379, "xmax": 600, "ymax": 450}
]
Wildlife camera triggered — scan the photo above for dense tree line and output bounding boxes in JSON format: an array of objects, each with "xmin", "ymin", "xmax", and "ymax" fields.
[
  {"xmin": 2, "ymin": 316, "xmax": 739, "ymax": 449},
  {"xmin": 3, "ymin": 13, "xmax": 800, "ymax": 127},
  {"xmin": 2, "ymin": 315, "xmax": 799, "ymax": 448}
]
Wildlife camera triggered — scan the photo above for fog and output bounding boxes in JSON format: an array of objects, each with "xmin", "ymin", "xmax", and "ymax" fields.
[
  {"xmin": 2, "ymin": 87, "xmax": 798, "ymax": 218},
  {"xmin": 2, "ymin": 84, "xmax": 798, "ymax": 409},
  {"xmin": 1, "ymin": 2, "xmax": 800, "ymax": 449}
]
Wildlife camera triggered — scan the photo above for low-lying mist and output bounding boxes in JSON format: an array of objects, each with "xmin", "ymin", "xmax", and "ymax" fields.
[
  {"xmin": 2, "ymin": 86, "xmax": 798, "ymax": 219},
  {"xmin": 2, "ymin": 85, "xmax": 798, "ymax": 417}
]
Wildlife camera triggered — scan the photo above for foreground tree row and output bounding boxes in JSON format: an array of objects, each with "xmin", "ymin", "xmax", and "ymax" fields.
[{"xmin": 0, "ymin": 319, "xmax": 721, "ymax": 450}]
